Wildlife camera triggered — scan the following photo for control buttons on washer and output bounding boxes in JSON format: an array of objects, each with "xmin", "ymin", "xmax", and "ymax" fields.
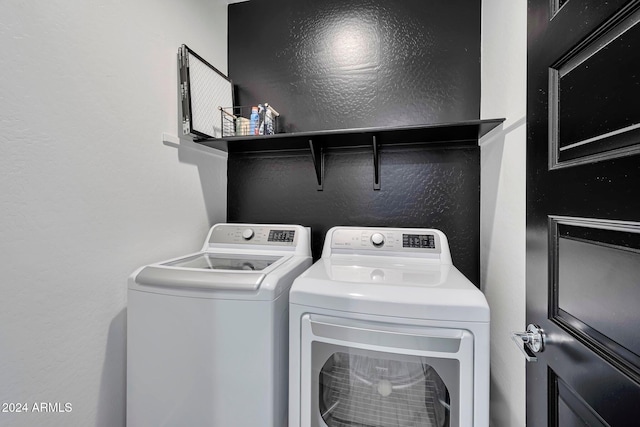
[
  {"xmin": 242, "ymin": 228, "xmax": 255, "ymax": 240},
  {"xmin": 371, "ymin": 233, "xmax": 385, "ymax": 247}
]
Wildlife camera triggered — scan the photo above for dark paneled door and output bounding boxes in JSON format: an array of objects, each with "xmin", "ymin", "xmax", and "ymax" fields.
[{"xmin": 526, "ymin": 0, "xmax": 640, "ymax": 425}]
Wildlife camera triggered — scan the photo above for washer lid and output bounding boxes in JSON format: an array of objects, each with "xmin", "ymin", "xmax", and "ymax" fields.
[
  {"xmin": 163, "ymin": 253, "xmax": 280, "ymax": 271},
  {"xmin": 134, "ymin": 253, "xmax": 284, "ymax": 291},
  {"xmin": 290, "ymin": 257, "xmax": 489, "ymax": 322}
]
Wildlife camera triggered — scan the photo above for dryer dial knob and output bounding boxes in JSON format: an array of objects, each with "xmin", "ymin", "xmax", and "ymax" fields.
[
  {"xmin": 242, "ymin": 228, "xmax": 255, "ymax": 240},
  {"xmin": 371, "ymin": 233, "xmax": 385, "ymax": 247}
]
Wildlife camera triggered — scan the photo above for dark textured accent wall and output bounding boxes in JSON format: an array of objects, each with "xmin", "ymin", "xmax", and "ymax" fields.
[
  {"xmin": 228, "ymin": 147, "xmax": 481, "ymax": 285},
  {"xmin": 227, "ymin": 0, "xmax": 482, "ymax": 285},
  {"xmin": 228, "ymin": 0, "xmax": 480, "ymax": 131}
]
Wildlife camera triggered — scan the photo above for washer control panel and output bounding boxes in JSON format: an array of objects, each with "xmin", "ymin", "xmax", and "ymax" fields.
[
  {"xmin": 209, "ymin": 225, "xmax": 297, "ymax": 246},
  {"xmin": 330, "ymin": 228, "xmax": 441, "ymax": 254}
]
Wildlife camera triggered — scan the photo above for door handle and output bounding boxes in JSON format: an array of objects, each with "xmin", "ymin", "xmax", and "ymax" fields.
[{"xmin": 511, "ymin": 324, "xmax": 545, "ymax": 362}]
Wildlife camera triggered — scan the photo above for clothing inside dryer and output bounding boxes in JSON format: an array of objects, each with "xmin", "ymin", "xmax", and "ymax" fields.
[{"xmin": 319, "ymin": 352, "xmax": 450, "ymax": 427}]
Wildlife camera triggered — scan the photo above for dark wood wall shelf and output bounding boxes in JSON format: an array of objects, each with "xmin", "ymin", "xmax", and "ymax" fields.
[{"xmin": 195, "ymin": 118, "xmax": 505, "ymax": 190}]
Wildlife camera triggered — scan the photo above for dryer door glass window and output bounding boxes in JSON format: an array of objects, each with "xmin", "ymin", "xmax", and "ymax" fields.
[{"xmin": 318, "ymin": 350, "xmax": 452, "ymax": 427}]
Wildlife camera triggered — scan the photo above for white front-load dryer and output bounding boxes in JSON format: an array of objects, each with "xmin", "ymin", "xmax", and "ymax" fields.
[
  {"xmin": 127, "ymin": 223, "xmax": 312, "ymax": 427},
  {"xmin": 289, "ymin": 227, "xmax": 490, "ymax": 427}
]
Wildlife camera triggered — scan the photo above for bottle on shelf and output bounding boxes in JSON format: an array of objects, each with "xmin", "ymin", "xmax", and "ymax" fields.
[
  {"xmin": 249, "ymin": 106, "xmax": 260, "ymax": 135},
  {"xmin": 258, "ymin": 104, "xmax": 265, "ymax": 135},
  {"xmin": 264, "ymin": 105, "xmax": 274, "ymax": 135}
]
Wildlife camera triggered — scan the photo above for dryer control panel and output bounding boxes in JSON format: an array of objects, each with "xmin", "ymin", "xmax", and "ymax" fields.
[
  {"xmin": 329, "ymin": 228, "xmax": 442, "ymax": 254},
  {"xmin": 325, "ymin": 227, "xmax": 453, "ymax": 263},
  {"xmin": 208, "ymin": 224, "xmax": 298, "ymax": 246}
]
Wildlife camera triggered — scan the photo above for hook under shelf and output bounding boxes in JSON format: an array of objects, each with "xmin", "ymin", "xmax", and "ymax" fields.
[
  {"xmin": 308, "ymin": 139, "xmax": 324, "ymax": 191},
  {"xmin": 372, "ymin": 135, "xmax": 380, "ymax": 190}
]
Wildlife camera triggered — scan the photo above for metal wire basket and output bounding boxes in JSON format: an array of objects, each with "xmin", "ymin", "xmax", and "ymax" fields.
[{"xmin": 219, "ymin": 104, "xmax": 280, "ymax": 138}]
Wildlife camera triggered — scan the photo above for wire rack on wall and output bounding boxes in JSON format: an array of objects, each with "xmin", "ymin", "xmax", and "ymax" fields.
[{"xmin": 219, "ymin": 104, "xmax": 281, "ymax": 138}]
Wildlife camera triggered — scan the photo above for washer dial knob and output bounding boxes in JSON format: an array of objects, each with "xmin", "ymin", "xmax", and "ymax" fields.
[
  {"xmin": 242, "ymin": 228, "xmax": 255, "ymax": 240},
  {"xmin": 371, "ymin": 232, "xmax": 385, "ymax": 247}
]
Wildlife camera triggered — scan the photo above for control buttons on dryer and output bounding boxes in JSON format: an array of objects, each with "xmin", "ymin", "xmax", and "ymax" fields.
[
  {"xmin": 371, "ymin": 233, "xmax": 385, "ymax": 247},
  {"xmin": 242, "ymin": 228, "xmax": 255, "ymax": 240}
]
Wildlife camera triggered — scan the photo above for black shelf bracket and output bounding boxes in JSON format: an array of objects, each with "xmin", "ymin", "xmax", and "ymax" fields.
[
  {"xmin": 308, "ymin": 139, "xmax": 324, "ymax": 191},
  {"xmin": 372, "ymin": 135, "xmax": 380, "ymax": 190}
]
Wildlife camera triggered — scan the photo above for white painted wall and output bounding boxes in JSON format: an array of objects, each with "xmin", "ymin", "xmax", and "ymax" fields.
[
  {"xmin": 480, "ymin": 1, "xmax": 527, "ymax": 426},
  {"xmin": 0, "ymin": 1, "xmax": 228, "ymax": 426}
]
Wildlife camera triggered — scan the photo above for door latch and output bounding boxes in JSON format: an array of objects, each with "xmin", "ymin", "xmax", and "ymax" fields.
[{"xmin": 511, "ymin": 324, "xmax": 545, "ymax": 362}]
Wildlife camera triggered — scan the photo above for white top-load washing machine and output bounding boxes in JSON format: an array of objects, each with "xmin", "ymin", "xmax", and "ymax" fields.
[
  {"xmin": 127, "ymin": 223, "xmax": 312, "ymax": 427},
  {"xmin": 289, "ymin": 227, "xmax": 490, "ymax": 427}
]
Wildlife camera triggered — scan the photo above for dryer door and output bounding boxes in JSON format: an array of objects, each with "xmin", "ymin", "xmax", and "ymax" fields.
[{"xmin": 300, "ymin": 314, "xmax": 474, "ymax": 427}]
